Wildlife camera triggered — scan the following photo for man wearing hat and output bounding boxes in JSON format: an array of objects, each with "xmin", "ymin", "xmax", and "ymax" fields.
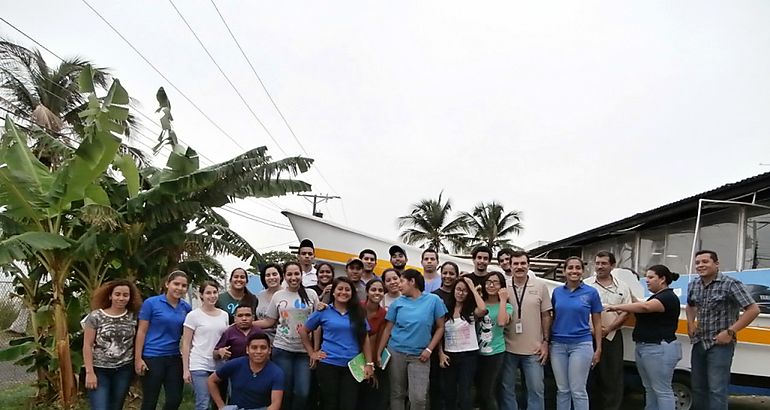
[
  {"xmin": 298, "ymin": 239, "xmax": 317, "ymax": 287},
  {"xmin": 389, "ymin": 245, "xmax": 408, "ymax": 274},
  {"xmin": 345, "ymin": 258, "xmax": 368, "ymax": 301}
]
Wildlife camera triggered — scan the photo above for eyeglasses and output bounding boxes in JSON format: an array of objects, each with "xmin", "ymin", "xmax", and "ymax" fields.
[
  {"xmin": 455, "ymin": 288, "xmax": 469, "ymax": 294},
  {"xmin": 485, "ymin": 280, "xmax": 501, "ymax": 286}
]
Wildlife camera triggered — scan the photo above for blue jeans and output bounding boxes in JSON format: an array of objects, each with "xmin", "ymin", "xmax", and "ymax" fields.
[
  {"xmin": 87, "ymin": 363, "xmax": 134, "ymax": 410},
  {"xmin": 271, "ymin": 347, "xmax": 311, "ymax": 410},
  {"xmin": 691, "ymin": 341, "xmax": 735, "ymax": 410},
  {"xmin": 499, "ymin": 352, "xmax": 545, "ymax": 410},
  {"xmin": 635, "ymin": 341, "xmax": 682, "ymax": 410},
  {"xmin": 191, "ymin": 370, "xmax": 213, "ymax": 410},
  {"xmin": 549, "ymin": 341, "xmax": 593, "ymax": 410}
]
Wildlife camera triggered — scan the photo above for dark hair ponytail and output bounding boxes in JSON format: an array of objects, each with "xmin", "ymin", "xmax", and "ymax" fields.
[
  {"xmin": 331, "ymin": 277, "xmax": 367, "ymax": 348},
  {"xmin": 648, "ymin": 264, "xmax": 679, "ymax": 285}
]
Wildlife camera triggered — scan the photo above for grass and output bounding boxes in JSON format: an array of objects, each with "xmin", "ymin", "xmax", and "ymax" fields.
[{"xmin": 0, "ymin": 382, "xmax": 196, "ymax": 409}]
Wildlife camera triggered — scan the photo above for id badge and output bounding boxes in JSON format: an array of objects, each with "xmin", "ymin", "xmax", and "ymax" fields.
[{"xmin": 515, "ymin": 322, "xmax": 523, "ymax": 334}]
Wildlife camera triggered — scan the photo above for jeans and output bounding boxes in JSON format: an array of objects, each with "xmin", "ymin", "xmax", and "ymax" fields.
[
  {"xmin": 190, "ymin": 370, "xmax": 213, "ymax": 410},
  {"xmin": 588, "ymin": 333, "xmax": 624, "ymax": 410},
  {"xmin": 476, "ymin": 353, "xmax": 505, "ymax": 410},
  {"xmin": 635, "ymin": 341, "xmax": 682, "ymax": 410},
  {"xmin": 549, "ymin": 341, "xmax": 593, "ymax": 410},
  {"xmin": 389, "ymin": 349, "xmax": 430, "ymax": 410},
  {"xmin": 271, "ymin": 347, "xmax": 311, "ymax": 410},
  {"xmin": 441, "ymin": 351, "xmax": 478, "ymax": 410},
  {"xmin": 141, "ymin": 355, "xmax": 184, "ymax": 410},
  {"xmin": 316, "ymin": 362, "xmax": 359, "ymax": 410},
  {"xmin": 691, "ymin": 341, "xmax": 735, "ymax": 410},
  {"xmin": 499, "ymin": 353, "xmax": 545, "ymax": 410},
  {"xmin": 87, "ymin": 363, "xmax": 134, "ymax": 410}
]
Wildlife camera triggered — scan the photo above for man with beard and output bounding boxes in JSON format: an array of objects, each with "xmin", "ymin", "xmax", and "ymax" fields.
[
  {"xmin": 462, "ymin": 245, "xmax": 493, "ymax": 289},
  {"xmin": 359, "ymin": 248, "xmax": 379, "ymax": 283},
  {"xmin": 499, "ymin": 251, "xmax": 552, "ymax": 410},
  {"xmin": 584, "ymin": 251, "xmax": 632, "ymax": 410},
  {"xmin": 389, "ymin": 245, "xmax": 408, "ymax": 274}
]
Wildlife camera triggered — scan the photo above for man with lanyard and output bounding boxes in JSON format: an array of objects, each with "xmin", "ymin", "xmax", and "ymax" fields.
[
  {"xmin": 462, "ymin": 245, "xmax": 493, "ymax": 289},
  {"xmin": 583, "ymin": 251, "xmax": 632, "ymax": 410},
  {"xmin": 421, "ymin": 249, "xmax": 442, "ymax": 294},
  {"xmin": 499, "ymin": 251, "xmax": 552, "ymax": 410},
  {"xmin": 497, "ymin": 248, "xmax": 515, "ymax": 288},
  {"xmin": 297, "ymin": 239, "xmax": 317, "ymax": 287},
  {"xmin": 359, "ymin": 248, "xmax": 379, "ymax": 283},
  {"xmin": 389, "ymin": 245, "xmax": 408, "ymax": 274},
  {"xmin": 686, "ymin": 250, "xmax": 759, "ymax": 410}
]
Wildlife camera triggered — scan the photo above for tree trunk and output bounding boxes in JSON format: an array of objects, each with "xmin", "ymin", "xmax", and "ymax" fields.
[{"xmin": 52, "ymin": 279, "xmax": 76, "ymax": 408}]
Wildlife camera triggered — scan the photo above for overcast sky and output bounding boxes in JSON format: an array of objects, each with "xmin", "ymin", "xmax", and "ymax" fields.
[{"xmin": 4, "ymin": 1, "xmax": 770, "ymax": 268}]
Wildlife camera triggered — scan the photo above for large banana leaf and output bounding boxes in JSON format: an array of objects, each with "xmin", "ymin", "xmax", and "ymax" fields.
[
  {"xmin": 0, "ymin": 232, "xmax": 72, "ymax": 265},
  {"xmin": 0, "ymin": 119, "xmax": 53, "ymax": 222}
]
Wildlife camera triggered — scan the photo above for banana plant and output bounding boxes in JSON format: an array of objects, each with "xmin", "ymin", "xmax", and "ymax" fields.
[{"xmin": 0, "ymin": 66, "xmax": 128, "ymax": 408}]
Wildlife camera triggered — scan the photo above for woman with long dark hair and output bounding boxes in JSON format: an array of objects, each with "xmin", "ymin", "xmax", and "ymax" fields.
[
  {"xmin": 438, "ymin": 276, "xmax": 486, "ymax": 410},
  {"xmin": 255, "ymin": 263, "xmax": 283, "ymax": 342},
  {"xmin": 256, "ymin": 261, "xmax": 319, "ymax": 410},
  {"xmin": 377, "ymin": 269, "xmax": 447, "ymax": 410},
  {"xmin": 182, "ymin": 281, "xmax": 229, "ymax": 410},
  {"xmin": 550, "ymin": 257, "xmax": 603, "ymax": 410},
  {"xmin": 360, "ymin": 279, "xmax": 389, "ymax": 410},
  {"xmin": 300, "ymin": 277, "xmax": 373, "ymax": 410},
  {"xmin": 83, "ymin": 280, "xmax": 143, "ymax": 410},
  {"xmin": 135, "ymin": 271, "xmax": 192, "ymax": 410},
  {"xmin": 607, "ymin": 265, "xmax": 682, "ymax": 410},
  {"xmin": 476, "ymin": 271, "xmax": 513, "ymax": 410},
  {"xmin": 309, "ymin": 262, "xmax": 335, "ymax": 303},
  {"xmin": 217, "ymin": 267, "xmax": 258, "ymax": 324},
  {"xmin": 381, "ymin": 268, "xmax": 401, "ymax": 309}
]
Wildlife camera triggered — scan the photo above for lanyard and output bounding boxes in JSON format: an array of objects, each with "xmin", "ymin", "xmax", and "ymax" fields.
[
  {"xmin": 594, "ymin": 277, "xmax": 618, "ymax": 294},
  {"xmin": 513, "ymin": 277, "xmax": 528, "ymax": 320}
]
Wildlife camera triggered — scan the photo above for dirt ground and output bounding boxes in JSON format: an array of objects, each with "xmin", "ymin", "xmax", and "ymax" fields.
[{"xmin": 623, "ymin": 393, "xmax": 770, "ymax": 409}]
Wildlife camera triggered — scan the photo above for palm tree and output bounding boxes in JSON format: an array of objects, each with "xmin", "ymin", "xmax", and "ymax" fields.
[
  {"xmin": 397, "ymin": 192, "xmax": 468, "ymax": 253},
  {"xmin": 458, "ymin": 201, "xmax": 524, "ymax": 252}
]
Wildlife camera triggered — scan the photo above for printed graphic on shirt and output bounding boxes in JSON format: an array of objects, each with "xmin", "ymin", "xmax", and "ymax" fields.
[{"xmin": 478, "ymin": 315, "xmax": 494, "ymax": 354}]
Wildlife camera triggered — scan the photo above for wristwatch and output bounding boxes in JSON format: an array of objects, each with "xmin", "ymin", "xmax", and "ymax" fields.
[
  {"xmin": 365, "ymin": 362, "xmax": 375, "ymax": 367},
  {"xmin": 726, "ymin": 329, "xmax": 736, "ymax": 339}
]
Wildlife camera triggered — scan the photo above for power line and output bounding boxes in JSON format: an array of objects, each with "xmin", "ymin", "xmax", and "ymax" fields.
[
  {"xmin": 207, "ymin": 0, "xmax": 341, "ymax": 196},
  {"xmin": 167, "ymin": 0, "xmax": 288, "ymax": 157},
  {"xmin": 1, "ymin": 14, "xmax": 288, "ymax": 218},
  {"xmin": 219, "ymin": 206, "xmax": 292, "ymax": 230},
  {"xmin": 79, "ymin": 0, "xmax": 247, "ymax": 152}
]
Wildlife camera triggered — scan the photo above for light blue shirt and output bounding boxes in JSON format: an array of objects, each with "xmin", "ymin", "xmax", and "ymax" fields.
[
  {"xmin": 385, "ymin": 293, "xmax": 447, "ymax": 355},
  {"xmin": 423, "ymin": 276, "xmax": 442, "ymax": 294}
]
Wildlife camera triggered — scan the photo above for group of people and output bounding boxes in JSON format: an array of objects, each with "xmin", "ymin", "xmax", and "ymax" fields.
[{"xmin": 81, "ymin": 237, "xmax": 760, "ymax": 410}]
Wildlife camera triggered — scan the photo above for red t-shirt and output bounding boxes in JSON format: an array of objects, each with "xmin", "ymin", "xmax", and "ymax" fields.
[{"xmin": 361, "ymin": 301, "xmax": 387, "ymax": 335}]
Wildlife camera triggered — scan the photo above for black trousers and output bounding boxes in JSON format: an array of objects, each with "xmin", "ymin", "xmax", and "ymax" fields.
[
  {"xmin": 317, "ymin": 362, "xmax": 360, "ymax": 410},
  {"xmin": 589, "ymin": 332, "xmax": 624, "ymax": 410},
  {"xmin": 140, "ymin": 355, "xmax": 184, "ymax": 410}
]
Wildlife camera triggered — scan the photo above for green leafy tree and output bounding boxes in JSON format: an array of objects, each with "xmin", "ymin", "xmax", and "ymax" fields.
[
  {"xmin": 458, "ymin": 201, "xmax": 523, "ymax": 252},
  {"xmin": 260, "ymin": 250, "xmax": 295, "ymax": 266},
  {"xmin": 397, "ymin": 192, "xmax": 468, "ymax": 253}
]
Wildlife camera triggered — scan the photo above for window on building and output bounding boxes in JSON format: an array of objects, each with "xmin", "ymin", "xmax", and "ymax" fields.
[
  {"xmin": 697, "ymin": 208, "xmax": 739, "ymax": 272},
  {"xmin": 744, "ymin": 206, "xmax": 770, "ymax": 270},
  {"xmin": 582, "ymin": 234, "xmax": 635, "ymax": 274}
]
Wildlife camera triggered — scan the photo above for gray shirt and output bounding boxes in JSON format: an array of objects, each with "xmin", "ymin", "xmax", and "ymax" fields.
[{"xmin": 83, "ymin": 309, "xmax": 137, "ymax": 368}]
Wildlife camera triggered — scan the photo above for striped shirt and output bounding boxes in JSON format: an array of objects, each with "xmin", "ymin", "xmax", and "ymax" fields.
[{"xmin": 686, "ymin": 273, "xmax": 755, "ymax": 350}]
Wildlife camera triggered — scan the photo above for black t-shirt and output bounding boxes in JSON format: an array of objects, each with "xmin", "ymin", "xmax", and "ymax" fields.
[
  {"xmin": 462, "ymin": 272, "xmax": 489, "ymax": 290},
  {"xmin": 632, "ymin": 288, "xmax": 681, "ymax": 343},
  {"xmin": 432, "ymin": 288, "xmax": 452, "ymax": 308}
]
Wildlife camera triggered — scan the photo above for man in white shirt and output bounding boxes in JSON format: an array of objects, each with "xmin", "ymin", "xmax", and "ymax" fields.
[
  {"xmin": 298, "ymin": 239, "xmax": 317, "ymax": 287},
  {"xmin": 583, "ymin": 251, "xmax": 632, "ymax": 410}
]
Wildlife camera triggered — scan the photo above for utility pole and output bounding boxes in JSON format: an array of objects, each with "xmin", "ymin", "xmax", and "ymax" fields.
[{"xmin": 297, "ymin": 193, "xmax": 341, "ymax": 218}]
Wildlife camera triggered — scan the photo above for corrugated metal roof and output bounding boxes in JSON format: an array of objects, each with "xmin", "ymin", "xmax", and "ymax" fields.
[{"xmin": 529, "ymin": 171, "xmax": 770, "ymax": 256}]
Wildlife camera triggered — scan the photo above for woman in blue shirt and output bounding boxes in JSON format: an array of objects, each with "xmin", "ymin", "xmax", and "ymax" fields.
[
  {"xmin": 299, "ymin": 277, "xmax": 373, "ymax": 410},
  {"xmin": 550, "ymin": 257, "xmax": 603, "ymax": 410},
  {"xmin": 135, "ymin": 270, "xmax": 192, "ymax": 410},
  {"xmin": 376, "ymin": 269, "xmax": 447, "ymax": 410}
]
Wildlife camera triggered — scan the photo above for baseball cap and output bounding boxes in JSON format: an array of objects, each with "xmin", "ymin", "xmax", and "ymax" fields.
[{"xmin": 389, "ymin": 245, "xmax": 407, "ymax": 257}]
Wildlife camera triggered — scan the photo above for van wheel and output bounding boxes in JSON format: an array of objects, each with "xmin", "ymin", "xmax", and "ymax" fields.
[{"xmin": 673, "ymin": 373, "xmax": 692, "ymax": 410}]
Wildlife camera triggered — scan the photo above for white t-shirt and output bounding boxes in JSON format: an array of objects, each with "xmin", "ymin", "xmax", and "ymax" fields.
[
  {"xmin": 183, "ymin": 308, "xmax": 229, "ymax": 371},
  {"xmin": 444, "ymin": 316, "xmax": 479, "ymax": 353},
  {"xmin": 266, "ymin": 288, "xmax": 319, "ymax": 352}
]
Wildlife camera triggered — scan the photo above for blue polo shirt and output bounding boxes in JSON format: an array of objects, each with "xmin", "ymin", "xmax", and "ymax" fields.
[
  {"xmin": 385, "ymin": 293, "xmax": 447, "ymax": 355},
  {"xmin": 551, "ymin": 283, "xmax": 602, "ymax": 344},
  {"xmin": 138, "ymin": 295, "xmax": 192, "ymax": 357},
  {"xmin": 217, "ymin": 357, "xmax": 284, "ymax": 409},
  {"xmin": 304, "ymin": 305, "xmax": 371, "ymax": 367}
]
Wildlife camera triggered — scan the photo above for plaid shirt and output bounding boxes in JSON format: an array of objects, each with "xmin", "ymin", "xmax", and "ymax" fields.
[{"xmin": 687, "ymin": 272, "xmax": 755, "ymax": 350}]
